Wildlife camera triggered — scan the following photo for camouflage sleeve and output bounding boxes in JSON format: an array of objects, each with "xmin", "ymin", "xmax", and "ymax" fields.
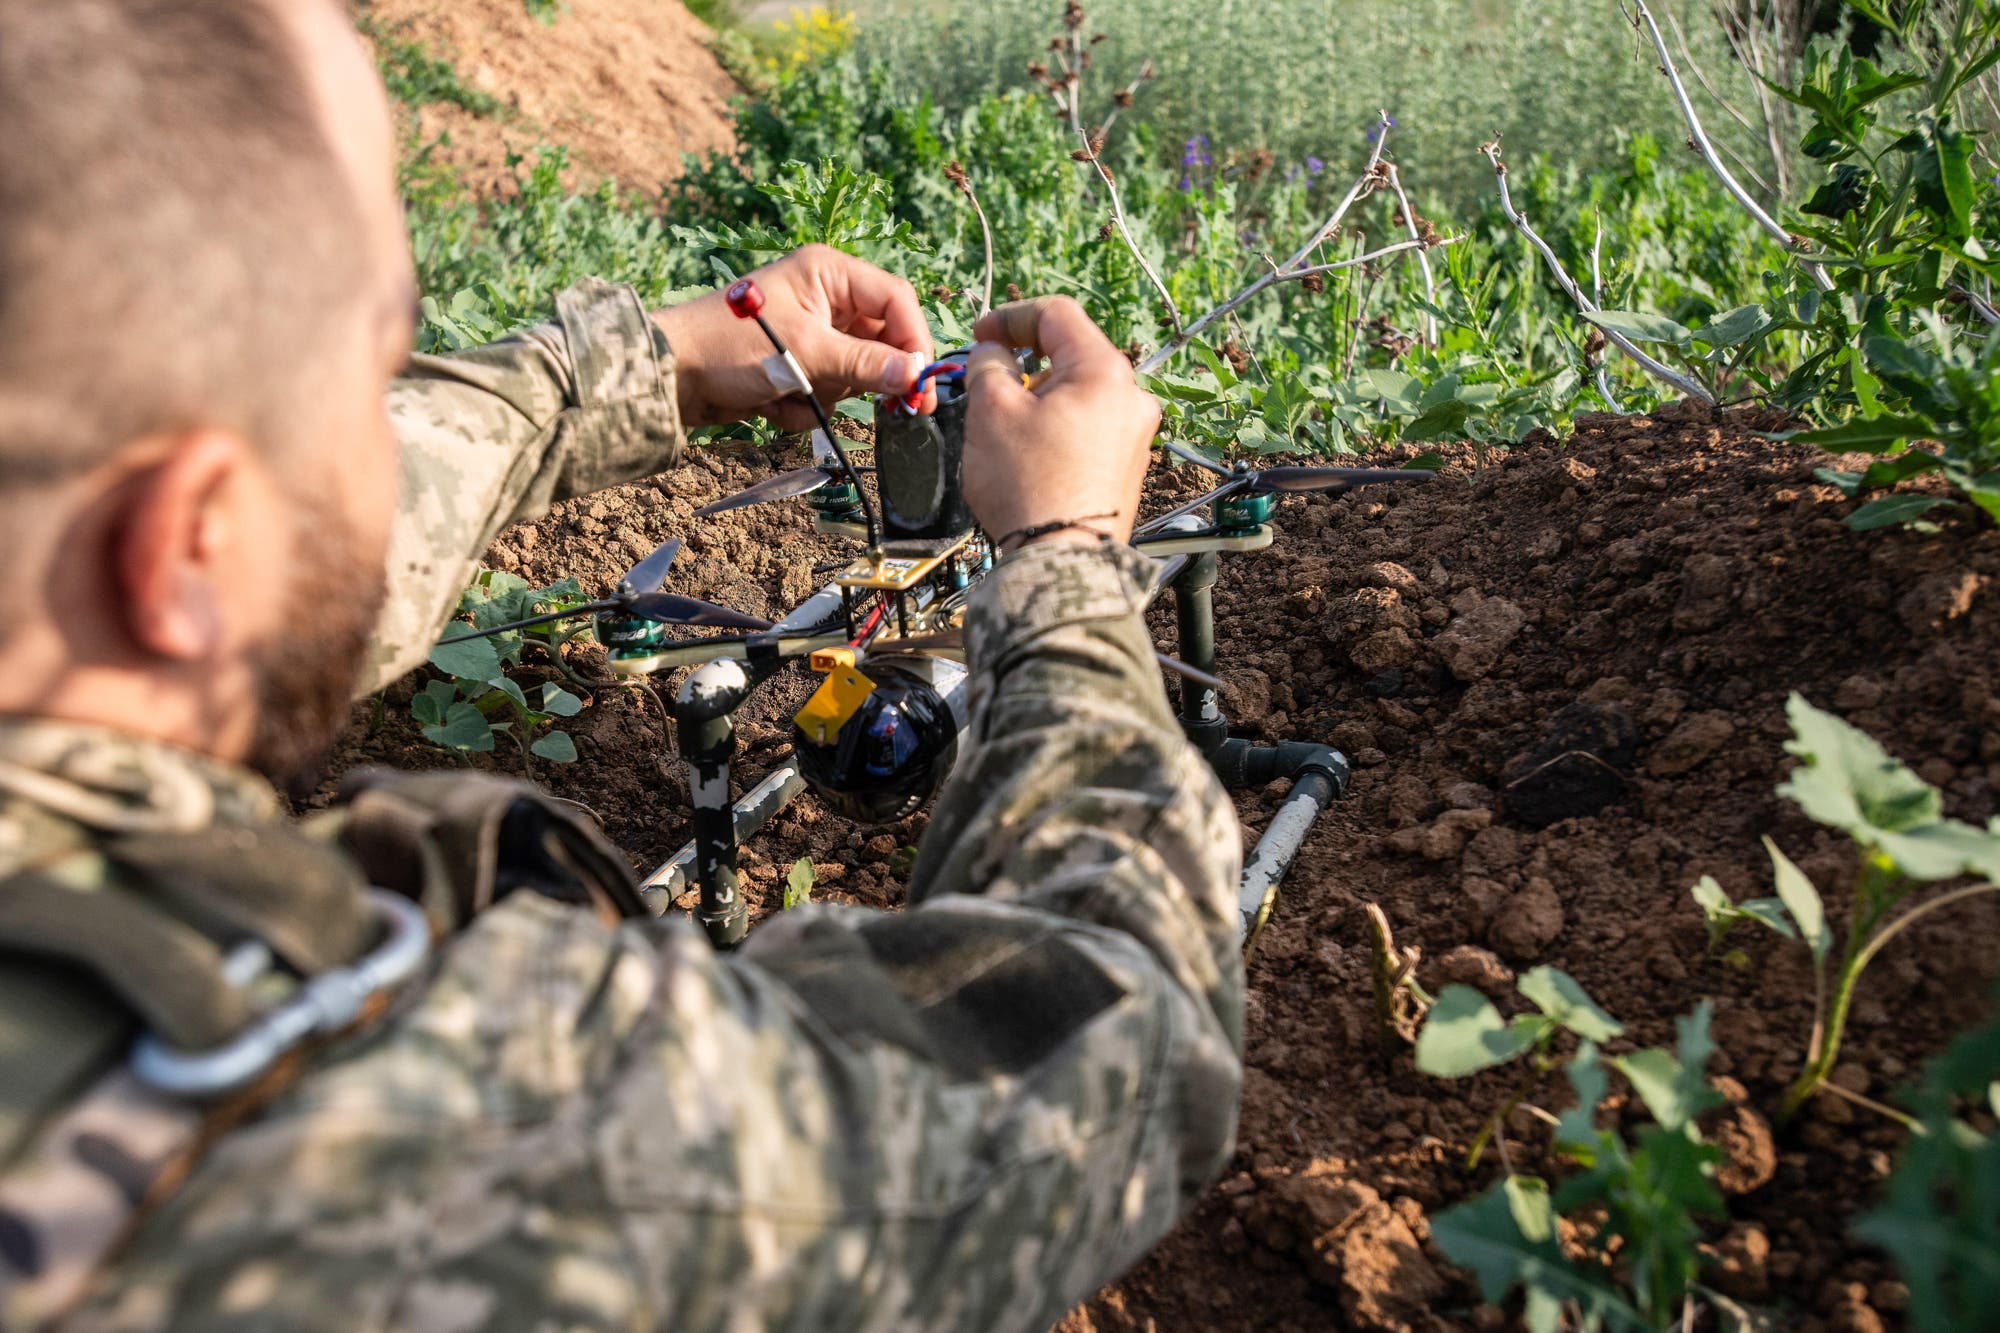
[
  {"xmin": 363, "ymin": 277, "xmax": 684, "ymax": 691},
  {"xmin": 72, "ymin": 544, "xmax": 1244, "ymax": 1333}
]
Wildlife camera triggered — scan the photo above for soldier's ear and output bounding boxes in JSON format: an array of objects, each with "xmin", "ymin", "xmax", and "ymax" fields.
[{"xmin": 112, "ymin": 431, "xmax": 251, "ymax": 661}]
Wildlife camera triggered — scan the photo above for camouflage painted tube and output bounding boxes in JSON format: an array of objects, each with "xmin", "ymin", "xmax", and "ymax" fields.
[{"xmin": 639, "ymin": 763, "xmax": 809, "ymax": 915}]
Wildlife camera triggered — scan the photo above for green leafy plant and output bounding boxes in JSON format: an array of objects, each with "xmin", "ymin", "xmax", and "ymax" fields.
[
  {"xmin": 1855, "ymin": 998, "xmax": 2000, "ymax": 1331},
  {"xmin": 1690, "ymin": 694, "xmax": 2000, "ymax": 1121},
  {"xmin": 418, "ymin": 571, "xmax": 597, "ymax": 767},
  {"xmin": 1690, "ymin": 874, "xmax": 1794, "ymax": 963},
  {"xmin": 1430, "ymin": 1006, "xmax": 1727, "ymax": 1333},
  {"xmin": 783, "ymin": 857, "xmax": 816, "ymax": 909},
  {"xmin": 1414, "ymin": 965, "xmax": 1625, "ymax": 1170}
]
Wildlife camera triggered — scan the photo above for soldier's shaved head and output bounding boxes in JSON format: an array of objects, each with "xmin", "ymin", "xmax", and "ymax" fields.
[
  {"xmin": 0, "ymin": 0, "xmax": 378, "ymax": 475},
  {"xmin": 0, "ymin": 0, "xmax": 414, "ymax": 782}
]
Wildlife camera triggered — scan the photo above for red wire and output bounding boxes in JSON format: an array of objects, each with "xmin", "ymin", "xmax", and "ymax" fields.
[{"xmin": 849, "ymin": 600, "xmax": 886, "ymax": 647}]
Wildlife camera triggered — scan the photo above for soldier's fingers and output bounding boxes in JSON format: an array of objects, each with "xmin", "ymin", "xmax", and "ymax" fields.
[
  {"xmin": 816, "ymin": 247, "xmax": 933, "ymax": 360},
  {"xmin": 964, "ymin": 340, "xmax": 1033, "ymax": 418},
  {"xmin": 973, "ymin": 297, "xmax": 1128, "ymax": 388}
]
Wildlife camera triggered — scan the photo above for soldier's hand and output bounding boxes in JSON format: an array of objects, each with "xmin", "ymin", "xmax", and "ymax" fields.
[
  {"xmin": 654, "ymin": 245, "xmax": 935, "ymax": 431},
  {"xmin": 962, "ymin": 297, "xmax": 1158, "ymax": 552}
]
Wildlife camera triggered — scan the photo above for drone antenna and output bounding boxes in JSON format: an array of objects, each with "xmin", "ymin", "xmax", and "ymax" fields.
[{"xmin": 725, "ymin": 278, "xmax": 882, "ymax": 552}]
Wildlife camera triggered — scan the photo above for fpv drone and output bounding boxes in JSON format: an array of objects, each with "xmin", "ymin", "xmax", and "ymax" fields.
[{"xmin": 445, "ymin": 277, "xmax": 1427, "ymax": 950}]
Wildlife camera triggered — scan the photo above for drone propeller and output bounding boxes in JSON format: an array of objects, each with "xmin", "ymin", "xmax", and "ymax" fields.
[
  {"xmin": 1240, "ymin": 465, "xmax": 1430, "ymax": 495},
  {"xmin": 874, "ymin": 630, "xmax": 1223, "ymax": 691},
  {"xmin": 619, "ymin": 536, "xmax": 683, "ymax": 596},
  {"xmin": 622, "ymin": 592, "xmax": 774, "ymax": 632},
  {"xmin": 1158, "ymin": 436, "xmax": 1231, "ymax": 476},
  {"xmin": 693, "ymin": 465, "xmax": 845, "ymax": 518},
  {"xmin": 437, "ymin": 536, "xmax": 772, "ymax": 643}
]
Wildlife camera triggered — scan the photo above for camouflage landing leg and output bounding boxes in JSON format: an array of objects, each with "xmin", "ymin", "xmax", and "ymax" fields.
[{"xmin": 1167, "ymin": 551, "xmax": 1349, "ymax": 950}]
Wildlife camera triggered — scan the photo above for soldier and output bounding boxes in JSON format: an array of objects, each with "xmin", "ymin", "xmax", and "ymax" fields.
[{"xmin": 0, "ymin": 2, "xmax": 1243, "ymax": 1331}]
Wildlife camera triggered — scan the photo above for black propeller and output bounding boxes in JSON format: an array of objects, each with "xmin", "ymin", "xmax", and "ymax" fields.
[
  {"xmin": 1240, "ymin": 465, "xmax": 1431, "ymax": 495},
  {"xmin": 438, "ymin": 536, "xmax": 773, "ymax": 644},
  {"xmin": 1137, "ymin": 462, "xmax": 1432, "ymax": 536},
  {"xmin": 694, "ymin": 466, "xmax": 845, "ymax": 518}
]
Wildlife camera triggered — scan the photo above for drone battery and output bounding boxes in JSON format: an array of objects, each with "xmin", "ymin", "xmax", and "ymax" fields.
[{"xmin": 875, "ymin": 395, "xmax": 974, "ymax": 540}]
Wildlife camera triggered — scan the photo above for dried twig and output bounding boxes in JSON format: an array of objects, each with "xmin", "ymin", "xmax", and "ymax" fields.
[
  {"xmin": 1053, "ymin": 13, "xmax": 1182, "ymax": 331},
  {"xmin": 944, "ymin": 161, "xmax": 995, "ymax": 315},
  {"xmin": 1137, "ymin": 111, "xmax": 1421, "ymax": 376},
  {"xmin": 1382, "ymin": 164, "xmax": 1438, "ymax": 346},
  {"xmin": 1481, "ymin": 139, "xmax": 1715, "ymax": 404},
  {"xmin": 1629, "ymin": 0, "xmax": 1833, "ymax": 291},
  {"xmin": 1590, "ymin": 213, "xmax": 1625, "ymax": 413}
]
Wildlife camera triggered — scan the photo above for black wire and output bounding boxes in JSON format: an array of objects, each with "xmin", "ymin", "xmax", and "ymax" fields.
[{"xmin": 751, "ymin": 312, "xmax": 882, "ymax": 550}]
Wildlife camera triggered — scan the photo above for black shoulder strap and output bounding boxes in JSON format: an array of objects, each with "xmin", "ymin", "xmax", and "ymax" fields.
[{"xmin": 334, "ymin": 767, "xmax": 649, "ymax": 930}]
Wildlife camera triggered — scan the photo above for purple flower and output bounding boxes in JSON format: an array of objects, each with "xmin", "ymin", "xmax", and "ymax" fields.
[
  {"xmin": 1304, "ymin": 155, "xmax": 1325, "ymax": 178},
  {"xmin": 1364, "ymin": 114, "xmax": 1398, "ymax": 144},
  {"xmin": 1179, "ymin": 134, "xmax": 1212, "ymax": 169}
]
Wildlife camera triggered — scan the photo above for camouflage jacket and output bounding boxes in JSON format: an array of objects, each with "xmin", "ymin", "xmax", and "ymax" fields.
[{"xmin": 0, "ymin": 280, "xmax": 1244, "ymax": 1332}]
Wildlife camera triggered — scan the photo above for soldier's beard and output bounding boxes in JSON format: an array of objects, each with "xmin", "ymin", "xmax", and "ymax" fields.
[{"xmin": 244, "ymin": 495, "xmax": 387, "ymax": 788}]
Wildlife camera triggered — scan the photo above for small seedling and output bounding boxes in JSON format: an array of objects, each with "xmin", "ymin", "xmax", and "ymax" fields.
[
  {"xmin": 1690, "ymin": 875, "xmax": 1794, "ymax": 964},
  {"xmin": 1430, "ymin": 1005, "xmax": 1728, "ymax": 1333},
  {"xmin": 783, "ymin": 857, "xmax": 815, "ymax": 910},
  {"xmin": 419, "ymin": 571, "xmax": 595, "ymax": 767},
  {"xmin": 1691, "ymin": 694, "xmax": 2000, "ymax": 1121},
  {"xmin": 1415, "ymin": 964, "xmax": 1624, "ymax": 1170}
]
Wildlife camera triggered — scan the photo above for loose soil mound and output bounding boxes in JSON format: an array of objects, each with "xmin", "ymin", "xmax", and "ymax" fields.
[
  {"xmin": 325, "ymin": 406, "xmax": 2000, "ymax": 1331},
  {"xmin": 359, "ymin": 0, "xmax": 740, "ymax": 197}
]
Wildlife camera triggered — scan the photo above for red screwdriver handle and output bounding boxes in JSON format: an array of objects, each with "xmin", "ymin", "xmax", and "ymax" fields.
[{"xmin": 725, "ymin": 278, "xmax": 765, "ymax": 320}]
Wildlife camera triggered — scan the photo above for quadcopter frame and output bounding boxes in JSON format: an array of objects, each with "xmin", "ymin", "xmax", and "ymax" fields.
[{"xmin": 630, "ymin": 501, "xmax": 1350, "ymax": 954}]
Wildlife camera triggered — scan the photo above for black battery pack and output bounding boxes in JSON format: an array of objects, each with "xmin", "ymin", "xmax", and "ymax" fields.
[{"xmin": 873, "ymin": 347, "xmax": 1036, "ymax": 541}]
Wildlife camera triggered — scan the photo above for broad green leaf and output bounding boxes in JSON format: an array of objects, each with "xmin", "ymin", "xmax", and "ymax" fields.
[
  {"xmin": 428, "ymin": 636, "xmax": 503, "ymax": 682},
  {"xmin": 1793, "ymin": 415, "xmax": 1937, "ymax": 454},
  {"xmin": 411, "ymin": 679, "xmax": 457, "ymax": 726},
  {"xmin": 1814, "ymin": 467, "xmax": 1864, "ymax": 496},
  {"xmin": 540, "ymin": 684, "xmax": 585, "ymax": 718},
  {"xmin": 1556, "ymin": 1040, "xmax": 1609, "ymax": 1154},
  {"xmin": 1431, "ymin": 1182, "xmax": 1643, "ymax": 1327},
  {"xmin": 1584, "ymin": 309, "xmax": 1693, "ymax": 346},
  {"xmin": 1350, "ymin": 367, "xmax": 1421, "ymax": 412},
  {"xmin": 1847, "ymin": 493, "xmax": 1951, "ymax": 530},
  {"xmin": 1781, "ymin": 693, "xmax": 1941, "ymax": 841},
  {"xmin": 1403, "ymin": 399, "xmax": 1470, "ymax": 443},
  {"xmin": 1517, "ymin": 966, "xmax": 1624, "ymax": 1043},
  {"xmin": 1414, "ymin": 985, "xmax": 1539, "ymax": 1077},
  {"xmin": 1691, "ymin": 304, "xmax": 1775, "ymax": 348},
  {"xmin": 784, "ymin": 856, "xmax": 815, "ymax": 910},
  {"xmin": 529, "ymin": 730, "xmax": 578, "ymax": 763},
  {"xmin": 1764, "ymin": 837, "xmax": 1831, "ymax": 964},
  {"xmin": 1402, "ymin": 452, "xmax": 1446, "ymax": 472},
  {"xmin": 422, "ymin": 701, "xmax": 495, "ymax": 752},
  {"xmin": 1876, "ymin": 819, "xmax": 2000, "ymax": 883},
  {"xmin": 1966, "ymin": 471, "xmax": 2000, "ymax": 525},
  {"xmin": 1614, "ymin": 1006, "xmax": 1722, "ymax": 1133},
  {"xmin": 485, "ymin": 675, "xmax": 531, "ymax": 712}
]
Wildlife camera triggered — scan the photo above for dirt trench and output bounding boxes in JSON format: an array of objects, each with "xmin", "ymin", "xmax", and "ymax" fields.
[{"xmin": 326, "ymin": 405, "xmax": 1999, "ymax": 1331}]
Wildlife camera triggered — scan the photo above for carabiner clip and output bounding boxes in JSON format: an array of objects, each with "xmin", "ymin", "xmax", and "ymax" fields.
[{"xmin": 131, "ymin": 889, "xmax": 432, "ymax": 1098}]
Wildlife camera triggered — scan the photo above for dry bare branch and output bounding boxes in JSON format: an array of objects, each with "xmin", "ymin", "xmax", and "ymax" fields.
[
  {"xmin": 1629, "ymin": 0, "xmax": 1832, "ymax": 291},
  {"xmin": 944, "ymin": 161, "xmax": 996, "ymax": 316},
  {"xmin": 1138, "ymin": 111, "xmax": 1410, "ymax": 376},
  {"xmin": 1056, "ymin": 24, "xmax": 1182, "ymax": 331},
  {"xmin": 1382, "ymin": 164, "xmax": 1438, "ymax": 346},
  {"xmin": 1481, "ymin": 139, "xmax": 1715, "ymax": 404}
]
